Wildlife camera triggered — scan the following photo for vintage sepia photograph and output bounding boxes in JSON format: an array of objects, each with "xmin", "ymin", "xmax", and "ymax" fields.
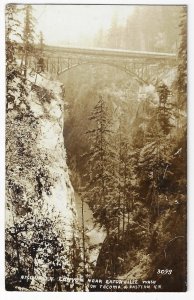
[{"xmin": 5, "ymin": 4, "xmax": 187, "ymax": 292}]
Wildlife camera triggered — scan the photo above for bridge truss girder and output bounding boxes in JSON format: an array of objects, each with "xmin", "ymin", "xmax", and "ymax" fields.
[{"xmin": 44, "ymin": 54, "xmax": 176, "ymax": 85}]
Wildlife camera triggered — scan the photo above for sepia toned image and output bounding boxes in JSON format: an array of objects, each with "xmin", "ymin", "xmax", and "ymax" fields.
[{"xmin": 5, "ymin": 4, "xmax": 187, "ymax": 292}]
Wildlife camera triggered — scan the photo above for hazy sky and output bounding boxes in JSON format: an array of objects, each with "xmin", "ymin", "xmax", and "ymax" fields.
[{"xmin": 33, "ymin": 5, "xmax": 134, "ymax": 46}]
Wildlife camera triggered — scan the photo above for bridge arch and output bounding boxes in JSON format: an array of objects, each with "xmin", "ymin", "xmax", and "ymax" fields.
[{"xmin": 57, "ymin": 60, "xmax": 149, "ymax": 85}]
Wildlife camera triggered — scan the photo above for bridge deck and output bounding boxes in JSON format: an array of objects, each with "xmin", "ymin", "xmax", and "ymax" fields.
[{"xmin": 44, "ymin": 45, "xmax": 177, "ymax": 61}]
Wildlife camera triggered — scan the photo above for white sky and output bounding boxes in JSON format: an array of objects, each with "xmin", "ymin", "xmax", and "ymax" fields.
[{"xmin": 32, "ymin": 5, "xmax": 134, "ymax": 46}]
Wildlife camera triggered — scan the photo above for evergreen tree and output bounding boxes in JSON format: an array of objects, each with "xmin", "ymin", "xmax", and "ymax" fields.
[
  {"xmin": 36, "ymin": 31, "xmax": 45, "ymax": 73},
  {"xmin": 137, "ymin": 83, "xmax": 174, "ymax": 216},
  {"xmin": 39, "ymin": 31, "xmax": 44, "ymax": 54},
  {"xmin": 6, "ymin": 4, "xmax": 24, "ymax": 113},
  {"xmin": 176, "ymin": 6, "xmax": 187, "ymax": 110},
  {"xmin": 83, "ymin": 95, "xmax": 115, "ymax": 234},
  {"xmin": 22, "ymin": 5, "xmax": 35, "ymax": 77},
  {"xmin": 114, "ymin": 117, "xmax": 135, "ymax": 237},
  {"xmin": 106, "ymin": 13, "xmax": 121, "ymax": 49}
]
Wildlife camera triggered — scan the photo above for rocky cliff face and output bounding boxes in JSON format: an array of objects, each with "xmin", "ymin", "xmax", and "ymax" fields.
[
  {"xmin": 5, "ymin": 73, "xmax": 80, "ymax": 291},
  {"xmin": 30, "ymin": 74, "xmax": 77, "ymax": 234}
]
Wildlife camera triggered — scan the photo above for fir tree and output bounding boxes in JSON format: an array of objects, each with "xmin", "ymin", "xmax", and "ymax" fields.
[
  {"xmin": 138, "ymin": 84, "xmax": 174, "ymax": 216},
  {"xmin": 39, "ymin": 31, "xmax": 44, "ymax": 54},
  {"xmin": 114, "ymin": 117, "xmax": 135, "ymax": 237},
  {"xmin": 83, "ymin": 95, "xmax": 115, "ymax": 235},
  {"xmin": 22, "ymin": 5, "xmax": 36, "ymax": 77},
  {"xmin": 176, "ymin": 6, "xmax": 187, "ymax": 110},
  {"xmin": 6, "ymin": 4, "xmax": 24, "ymax": 113}
]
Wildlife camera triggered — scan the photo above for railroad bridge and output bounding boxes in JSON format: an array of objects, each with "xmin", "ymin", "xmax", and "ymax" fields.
[{"xmin": 37, "ymin": 45, "xmax": 177, "ymax": 85}]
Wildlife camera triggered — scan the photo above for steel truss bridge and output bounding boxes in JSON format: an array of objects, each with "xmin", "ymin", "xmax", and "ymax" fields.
[{"xmin": 34, "ymin": 45, "xmax": 177, "ymax": 85}]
